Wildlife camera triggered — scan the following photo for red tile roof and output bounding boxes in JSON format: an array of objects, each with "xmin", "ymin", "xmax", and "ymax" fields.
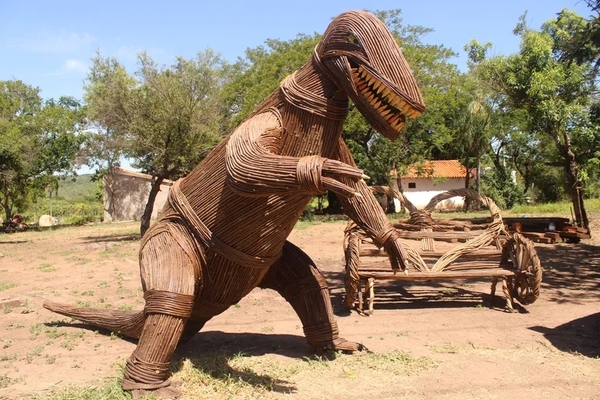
[{"xmin": 396, "ymin": 160, "xmax": 468, "ymax": 179}]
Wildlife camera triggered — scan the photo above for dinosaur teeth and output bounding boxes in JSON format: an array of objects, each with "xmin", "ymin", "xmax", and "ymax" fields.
[
  {"xmin": 353, "ymin": 67, "xmax": 419, "ymax": 123},
  {"xmin": 381, "ymin": 108, "xmax": 392, "ymax": 118}
]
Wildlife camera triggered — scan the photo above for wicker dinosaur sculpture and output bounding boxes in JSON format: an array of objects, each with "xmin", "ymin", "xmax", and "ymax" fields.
[{"xmin": 44, "ymin": 10, "xmax": 425, "ymax": 396}]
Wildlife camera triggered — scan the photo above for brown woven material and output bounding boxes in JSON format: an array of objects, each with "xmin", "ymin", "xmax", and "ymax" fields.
[
  {"xmin": 501, "ymin": 233, "xmax": 542, "ymax": 305},
  {"xmin": 344, "ymin": 187, "xmax": 542, "ymax": 310},
  {"xmin": 43, "ymin": 10, "xmax": 426, "ymax": 393}
]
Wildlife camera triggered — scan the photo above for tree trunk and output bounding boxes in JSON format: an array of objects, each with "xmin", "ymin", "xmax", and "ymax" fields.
[
  {"xmin": 140, "ymin": 176, "xmax": 164, "ymax": 237},
  {"xmin": 564, "ymin": 161, "xmax": 590, "ymax": 230},
  {"xmin": 2, "ymin": 204, "xmax": 11, "ymax": 223},
  {"xmin": 463, "ymin": 158, "xmax": 472, "ymax": 211},
  {"xmin": 387, "ymin": 178, "xmax": 401, "ymax": 213},
  {"xmin": 324, "ymin": 190, "xmax": 342, "ymax": 214},
  {"xmin": 557, "ymin": 131, "xmax": 590, "ymax": 232}
]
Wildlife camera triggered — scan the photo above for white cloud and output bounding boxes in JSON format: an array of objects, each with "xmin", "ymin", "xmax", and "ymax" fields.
[
  {"xmin": 15, "ymin": 31, "xmax": 96, "ymax": 54},
  {"xmin": 64, "ymin": 59, "xmax": 87, "ymax": 74},
  {"xmin": 38, "ymin": 59, "xmax": 88, "ymax": 77}
]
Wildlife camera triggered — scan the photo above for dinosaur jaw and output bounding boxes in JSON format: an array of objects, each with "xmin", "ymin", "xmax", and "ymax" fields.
[{"xmin": 350, "ymin": 65, "xmax": 421, "ymax": 138}]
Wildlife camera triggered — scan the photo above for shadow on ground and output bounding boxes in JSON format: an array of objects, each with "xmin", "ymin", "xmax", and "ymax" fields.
[
  {"xmin": 171, "ymin": 330, "xmax": 343, "ymax": 394},
  {"xmin": 529, "ymin": 311, "xmax": 600, "ymax": 358},
  {"xmin": 81, "ymin": 233, "xmax": 141, "ymax": 243},
  {"xmin": 535, "ymin": 243, "xmax": 600, "ymax": 304}
]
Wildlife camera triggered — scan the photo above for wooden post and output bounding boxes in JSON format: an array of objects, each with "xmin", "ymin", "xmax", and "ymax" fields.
[
  {"xmin": 367, "ymin": 277, "xmax": 375, "ymax": 314},
  {"xmin": 501, "ymin": 278, "xmax": 515, "ymax": 312},
  {"xmin": 490, "ymin": 277, "xmax": 498, "ymax": 308}
]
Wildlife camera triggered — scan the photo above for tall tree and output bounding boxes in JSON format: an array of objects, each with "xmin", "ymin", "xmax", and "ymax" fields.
[
  {"xmin": 85, "ymin": 50, "xmax": 230, "ymax": 235},
  {"xmin": 0, "ymin": 81, "xmax": 84, "ymax": 221},
  {"xmin": 224, "ymin": 34, "xmax": 320, "ymax": 127},
  {"xmin": 476, "ymin": 10, "xmax": 600, "ymax": 230}
]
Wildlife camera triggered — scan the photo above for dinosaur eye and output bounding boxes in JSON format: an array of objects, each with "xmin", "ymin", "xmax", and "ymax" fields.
[{"xmin": 347, "ymin": 32, "xmax": 360, "ymax": 45}]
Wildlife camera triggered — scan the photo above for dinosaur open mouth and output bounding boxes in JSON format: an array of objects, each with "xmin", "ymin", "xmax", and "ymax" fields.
[{"xmin": 351, "ymin": 66, "xmax": 418, "ymax": 131}]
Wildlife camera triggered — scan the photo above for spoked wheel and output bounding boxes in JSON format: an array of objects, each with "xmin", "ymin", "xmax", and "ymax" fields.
[{"xmin": 501, "ymin": 233, "xmax": 542, "ymax": 305}]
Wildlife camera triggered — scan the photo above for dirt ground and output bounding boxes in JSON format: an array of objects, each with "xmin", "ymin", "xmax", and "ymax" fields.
[{"xmin": 0, "ymin": 217, "xmax": 599, "ymax": 399}]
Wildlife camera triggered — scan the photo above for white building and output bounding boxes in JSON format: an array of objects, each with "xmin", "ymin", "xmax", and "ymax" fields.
[
  {"xmin": 397, "ymin": 160, "xmax": 473, "ymax": 210},
  {"xmin": 103, "ymin": 168, "xmax": 173, "ymax": 222}
]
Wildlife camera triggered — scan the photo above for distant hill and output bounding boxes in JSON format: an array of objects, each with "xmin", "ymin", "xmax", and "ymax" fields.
[{"xmin": 55, "ymin": 174, "xmax": 99, "ymax": 203}]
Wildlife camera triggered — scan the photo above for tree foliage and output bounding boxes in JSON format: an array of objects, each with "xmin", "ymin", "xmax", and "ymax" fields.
[
  {"xmin": 474, "ymin": 9, "xmax": 600, "ymax": 228},
  {"xmin": 0, "ymin": 80, "xmax": 84, "ymax": 221},
  {"xmin": 84, "ymin": 50, "xmax": 231, "ymax": 234}
]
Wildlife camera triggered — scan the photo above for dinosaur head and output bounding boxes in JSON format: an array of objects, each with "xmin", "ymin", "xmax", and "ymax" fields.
[{"xmin": 315, "ymin": 10, "xmax": 425, "ymax": 140}]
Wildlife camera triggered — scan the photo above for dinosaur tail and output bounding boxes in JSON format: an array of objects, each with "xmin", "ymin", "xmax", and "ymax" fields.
[{"xmin": 43, "ymin": 300, "xmax": 145, "ymax": 339}]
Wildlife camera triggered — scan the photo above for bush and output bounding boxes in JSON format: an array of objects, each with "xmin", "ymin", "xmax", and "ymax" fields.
[{"xmin": 480, "ymin": 168, "xmax": 526, "ymax": 209}]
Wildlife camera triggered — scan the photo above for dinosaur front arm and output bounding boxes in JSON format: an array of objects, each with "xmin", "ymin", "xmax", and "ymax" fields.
[
  {"xmin": 335, "ymin": 139, "xmax": 408, "ymax": 270},
  {"xmin": 225, "ymin": 111, "xmax": 364, "ymax": 197}
]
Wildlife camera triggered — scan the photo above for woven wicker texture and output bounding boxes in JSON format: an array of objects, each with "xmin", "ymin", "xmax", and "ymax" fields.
[
  {"xmin": 44, "ymin": 10, "xmax": 426, "ymax": 394},
  {"xmin": 344, "ymin": 187, "xmax": 542, "ymax": 310}
]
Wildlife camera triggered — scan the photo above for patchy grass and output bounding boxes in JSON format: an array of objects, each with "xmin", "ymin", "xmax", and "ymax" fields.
[
  {"xmin": 31, "ymin": 349, "xmax": 435, "ymax": 400},
  {"xmin": 32, "ymin": 367, "xmax": 131, "ymax": 400},
  {"xmin": 0, "ymin": 282, "xmax": 17, "ymax": 291}
]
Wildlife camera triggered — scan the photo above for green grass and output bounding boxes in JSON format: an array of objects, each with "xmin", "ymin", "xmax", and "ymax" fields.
[
  {"xmin": 32, "ymin": 349, "xmax": 435, "ymax": 400},
  {"xmin": 510, "ymin": 198, "xmax": 600, "ymax": 216},
  {"xmin": 32, "ymin": 367, "xmax": 131, "ymax": 400},
  {"xmin": 0, "ymin": 282, "xmax": 17, "ymax": 291}
]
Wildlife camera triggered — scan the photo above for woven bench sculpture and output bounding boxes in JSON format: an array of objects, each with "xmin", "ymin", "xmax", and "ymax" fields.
[
  {"xmin": 344, "ymin": 187, "xmax": 542, "ymax": 314},
  {"xmin": 43, "ymin": 10, "xmax": 426, "ymax": 397}
]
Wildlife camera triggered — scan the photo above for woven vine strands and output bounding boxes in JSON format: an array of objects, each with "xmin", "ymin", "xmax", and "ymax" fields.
[{"xmin": 44, "ymin": 10, "xmax": 426, "ymax": 395}]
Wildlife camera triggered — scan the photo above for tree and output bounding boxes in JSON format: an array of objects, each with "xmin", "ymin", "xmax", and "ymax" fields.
[
  {"xmin": 84, "ymin": 50, "xmax": 231, "ymax": 235},
  {"xmin": 224, "ymin": 34, "xmax": 320, "ymax": 127},
  {"xmin": 83, "ymin": 53, "xmax": 135, "ymax": 175},
  {"xmin": 0, "ymin": 81, "xmax": 84, "ymax": 221},
  {"xmin": 476, "ymin": 10, "xmax": 600, "ymax": 230}
]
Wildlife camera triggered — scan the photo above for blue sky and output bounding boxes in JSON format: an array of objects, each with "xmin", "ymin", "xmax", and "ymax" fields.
[{"xmin": 0, "ymin": 0, "xmax": 592, "ymax": 102}]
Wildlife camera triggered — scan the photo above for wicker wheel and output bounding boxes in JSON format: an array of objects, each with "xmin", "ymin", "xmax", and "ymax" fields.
[
  {"xmin": 501, "ymin": 233, "xmax": 542, "ymax": 305},
  {"xmin": 344, "ymin": 232, "xmax": 361, "ymax": 309}
]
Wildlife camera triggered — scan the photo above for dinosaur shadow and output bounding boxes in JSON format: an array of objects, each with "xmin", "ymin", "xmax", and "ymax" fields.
[
  {"xmin": 43, "ymin": 321, "xmax": 139, "ymax": 345},
  {"xmin": 170, "ymin": 330, "xmax": 345, "ymax": 394},
  {"xmin": 81, "ymin": 233, "xmax": 141, "ymax": 243},
  {"xmin": 529, "ymin": 311, "xmax": 600, "ymax": 358},
  {"xmin": 43, "ymin": 320, "xmax": 340, "ymax": 393}
]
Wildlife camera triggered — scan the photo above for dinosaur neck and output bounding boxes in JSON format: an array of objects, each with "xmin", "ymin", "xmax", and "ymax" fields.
[{"xmin": 277, "ymin": 57, "xmax": 349, "ymax": 157}]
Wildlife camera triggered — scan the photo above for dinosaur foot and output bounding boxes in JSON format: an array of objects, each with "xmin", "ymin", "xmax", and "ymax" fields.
[
  {"xmin": 131, "ymin": 381, "xmax": 182, "ymax": 400},
  {"xmin": 319, "ymin": 337, "xmax": 366, "ymax": 353}
]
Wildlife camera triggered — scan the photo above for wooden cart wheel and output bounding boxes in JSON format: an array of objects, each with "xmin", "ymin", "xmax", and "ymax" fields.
[
  {"xmin": 501, "ymin": 233, "xmax": 542, "ymax": 305},
  {"xmin": 344, "ymin": 232, "xmax": 361, "ymax": 309}
]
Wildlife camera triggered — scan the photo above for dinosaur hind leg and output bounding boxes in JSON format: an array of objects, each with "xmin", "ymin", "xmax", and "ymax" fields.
[
  {"xmin": 260, "ymin": 241, "xmax": 362, "ymax": 352},
  {"xmin": 122, "ymin": 222, "xmax": 201, "ymax": 397}
]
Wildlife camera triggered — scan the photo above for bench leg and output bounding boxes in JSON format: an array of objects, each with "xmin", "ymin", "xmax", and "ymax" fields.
[
  {"xmin": 358, "ymin": 279, "xmax": 364, "ymax": 313},
  {"xmin": 501, "ymin": 277, "xmax": 515, "ymax": 312},
  {"xmin": 366, "ymin": 277, "xmax": 375, "ymax": 315},
  {"xmin": 490, "ymin": 278, "xmax": 498, "ymax": 308}
]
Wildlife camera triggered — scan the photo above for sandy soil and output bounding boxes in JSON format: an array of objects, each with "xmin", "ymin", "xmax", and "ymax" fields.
[{"xmin": 0, "ymin": 218, "xmax": 599, "ymax": 399}]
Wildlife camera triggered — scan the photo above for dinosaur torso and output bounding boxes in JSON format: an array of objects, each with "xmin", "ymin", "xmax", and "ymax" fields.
[{"xmin": 175, "ymin": 65, "xmax": 348, "ymax": 263}]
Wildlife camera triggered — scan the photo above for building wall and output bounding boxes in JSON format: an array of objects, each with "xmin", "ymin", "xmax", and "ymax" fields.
[
  {"xmin": 103, "ymin": 170, "xmax": 173, "ymax": 222},
  {"xmin": 400, "ymin": 177, "xmax": 465, "ymax": 210}
]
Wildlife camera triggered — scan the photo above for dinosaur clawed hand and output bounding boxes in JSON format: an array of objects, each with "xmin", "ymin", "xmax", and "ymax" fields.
[{"xmin": 321, "ymin": 159, "xmax": 367, "ymax": 199}]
